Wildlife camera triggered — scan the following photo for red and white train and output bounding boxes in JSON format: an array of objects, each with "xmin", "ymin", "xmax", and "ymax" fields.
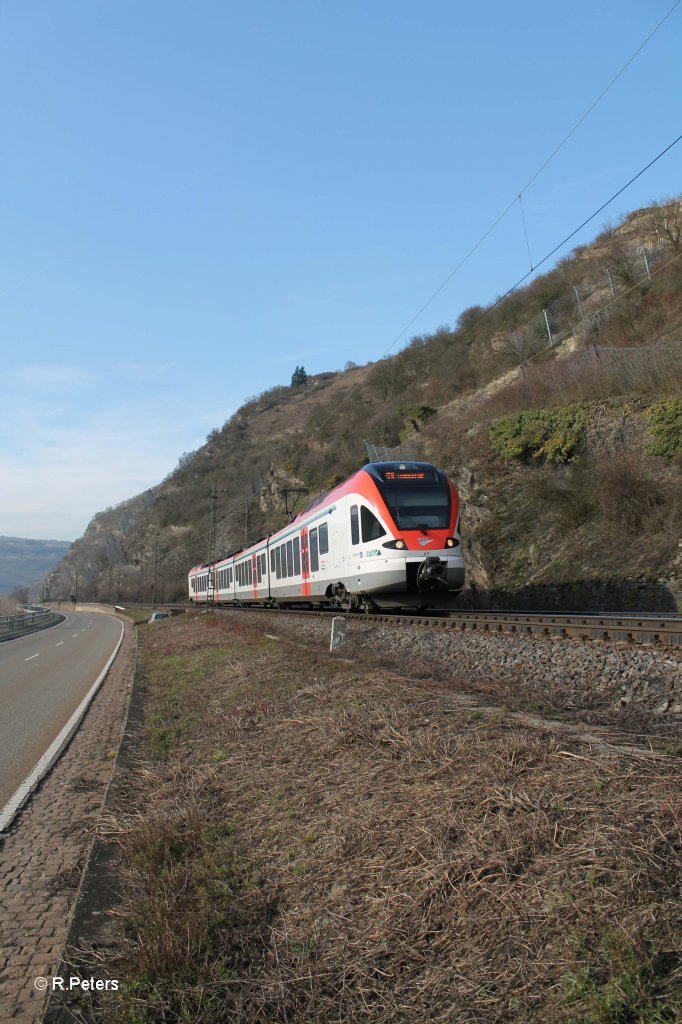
[{"xmin": 188, "ymin": 461, "xmax": 464, "ymax": 612}]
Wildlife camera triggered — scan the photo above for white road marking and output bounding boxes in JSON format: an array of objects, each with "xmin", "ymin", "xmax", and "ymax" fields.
[
  {"xmin": 72, "ymin": 634, "xmax": 79, "ymax": 638},
  {"xmin": 25, "ymin": 654, "xmax": 40, "ymax": 662},
  {"xmin": 56, "ymin": 641, "xmax": 65, "ymax": 646}
]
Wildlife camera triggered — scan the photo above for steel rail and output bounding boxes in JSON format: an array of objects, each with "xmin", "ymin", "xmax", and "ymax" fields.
[{"xmin": 197, "ymin": 604, "xmax": 682, "ymax": 647}]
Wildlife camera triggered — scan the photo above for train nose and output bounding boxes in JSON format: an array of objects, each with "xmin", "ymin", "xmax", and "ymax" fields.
[{"xmin": 416, "ymin": 556, "xmax": 448, "ymax": 591}]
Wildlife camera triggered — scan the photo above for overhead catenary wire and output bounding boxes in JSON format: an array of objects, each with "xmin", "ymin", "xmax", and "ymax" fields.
[
  {"xmin": 152, "ymin": 131, "xmax": 682, "ymax": 573},
  {"xmin": 255, "ymin": 4, "xmax": 682, "ymax": 479},
  {"xmin": 284, "ymin": 131, "xmax": 682, "ymax": 468},
  {"xmin": 413, "ymin": 247, "xmax": 679, "ymax": 440},
  {"xmin": 367, "ymin": 0, "xmax": 682, "ymax": 364},
  {"xmin": 454, "ymin": 132, "xmax": 682, "ymax": 336},
  {"xmin": 519, "ymin": 194, "xmax": 534, "ymax": 272},
  {"xmin": 152, "ymin": 8, "xmax": 682, "ymax": 570}
]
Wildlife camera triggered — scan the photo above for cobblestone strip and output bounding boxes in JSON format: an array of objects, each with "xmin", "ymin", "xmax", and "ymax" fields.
[{"xmin": 0, "ymin": 619, "xmax": 136, "ymax": 1023}]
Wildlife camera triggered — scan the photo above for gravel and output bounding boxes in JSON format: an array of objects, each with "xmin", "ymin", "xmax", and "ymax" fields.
[{"xmin": 247, "ymin": 611, "xmax": 682, "ymax": 736}]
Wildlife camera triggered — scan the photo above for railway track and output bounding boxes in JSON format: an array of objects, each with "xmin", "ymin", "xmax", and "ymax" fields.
[{"xmin": 192, "ymin": 604, "xmax": 682, "ymax": 647}]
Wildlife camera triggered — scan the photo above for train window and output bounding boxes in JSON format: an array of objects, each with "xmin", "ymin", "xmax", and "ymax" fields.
[
  {"xmin": 361, "ymin": 506, "xmax": 386, "ymax": 542},
  {"xmin": 350, "ymin": 505, "xmax": 360, "ymax": 545},
  {"xmin": 256, "ymin": 557, "xmax": 262, "ymax": 584},
  {"xmin": 377, "ymin": 481, "xmax": 451, "ymax": 529},
  {"xmin": 293, "ymin": 536, "xmax": 301, "ymax": 575},
  {"xmin": 261, "ymin": 553, "xmax": 267, "ymax": 576},
  {"xmin": 318, "ymin": 522, "xmax": 329, "ymax": 554},
  {"xmin": 310, "ymin": 527, "xmax": 319, "ymax": 572},
  {"xmin": 301, "ymin": 534, "xmax": 309, "ymax": 575},
  {"xmin": 286, "ymin": 540, "xmax": 293, "ymax": 577},
  {"xmin": 247, "ymin": 560, "xmax": 252, "ymax": 585},
  {"xmin": 271, "ymin": 549, "xmax": 276, "ymax": 573},
  {"xmin": 275, "ymin": 546, "xmax": 281, "ymax": 580}
]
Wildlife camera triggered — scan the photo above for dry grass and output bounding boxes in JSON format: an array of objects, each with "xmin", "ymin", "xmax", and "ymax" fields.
[
  {"xmin": 467, "ymin": 341, "xmax": 682, "ymax": 425},
  {"xmin": 80, "ymin": 614, "xmax": 682, "ymax": 1023},
  {"xmin": 0, "ymin": 595, "xmax": 18, "ymax": 615}
]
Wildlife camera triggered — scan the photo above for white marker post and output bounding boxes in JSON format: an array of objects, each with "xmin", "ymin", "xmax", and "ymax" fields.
[{"xmin": 330, "ymin": 616, "xmax": 347, "ymax": 652}]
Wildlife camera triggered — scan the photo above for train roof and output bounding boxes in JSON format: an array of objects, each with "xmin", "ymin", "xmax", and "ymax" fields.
[
  {"xmin": 188, "ymin": 460, "xmax": 443, "ymax": 573},
  {"xmin": 292, "ymin": 461, "xmax": 440, "ymax": 521}
]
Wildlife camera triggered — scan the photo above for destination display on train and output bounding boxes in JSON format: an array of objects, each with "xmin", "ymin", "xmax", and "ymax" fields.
[{"xmin": 383, "ymin": 470, "xmax": 427, "ymax": 481}]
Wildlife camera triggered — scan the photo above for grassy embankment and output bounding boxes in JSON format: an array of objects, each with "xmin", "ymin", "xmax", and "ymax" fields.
[{"xmin": 84, "ymin": 613, "xmax": 682, "ymax": 1023}]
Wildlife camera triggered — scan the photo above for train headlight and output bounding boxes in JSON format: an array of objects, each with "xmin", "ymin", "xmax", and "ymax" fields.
[
  {"xmin": 445, "ymin": 538, "xmax": 459, "ymax": 548},
  {"xmin": 383, "ymin": 539, "xmax": 406, "ymax": 550}
]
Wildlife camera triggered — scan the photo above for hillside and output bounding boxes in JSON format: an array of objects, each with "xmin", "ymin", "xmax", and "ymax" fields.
[
  {"xmin": 51, "ymin": 197, "xmax": 682, "ymax": 611},
  {"xmin": 0, "ymin": 536, "xmax": 71, "ymax": 597}
]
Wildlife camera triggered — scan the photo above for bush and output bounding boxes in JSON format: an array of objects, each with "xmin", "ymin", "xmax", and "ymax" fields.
[
  {"xmin": 489, "ymin": 405, "xmax": 590, "ymax": 463},
  {"xmin": 645, "ymin": 398, "xmax": 682, "ymax": 457}
]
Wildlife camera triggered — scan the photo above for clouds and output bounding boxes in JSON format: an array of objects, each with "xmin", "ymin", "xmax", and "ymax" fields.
[
  {"xmin": 0, "ymin": 362, "xmax": 211, "ymax": 539},
  {"xmin": 11, "ymin": 364, "xmax": 95, "ymax": 394},
  {"xmin": 0, "ymin": 411, "xmax": 198, "ymax": 540}
]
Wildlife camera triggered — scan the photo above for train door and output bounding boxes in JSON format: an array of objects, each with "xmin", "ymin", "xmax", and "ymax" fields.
[
  {"xmin": 332, "ymin": 532, "xmax": 340, "ymax": 568},
  {"xmin": 300, "ymin": 528, "xmax": 311, "ymax": 596},
  {"xmin": 252, "ymin": 553, "xmax": 259, "ymax": 600}
]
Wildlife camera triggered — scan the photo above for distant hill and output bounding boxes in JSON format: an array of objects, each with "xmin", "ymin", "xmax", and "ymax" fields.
[{"xmin": 0, "ymin": 536, "xmax": 72, "ymax": 596}]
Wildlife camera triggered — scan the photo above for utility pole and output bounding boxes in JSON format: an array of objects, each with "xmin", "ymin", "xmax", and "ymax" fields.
[
  {"xmin": 642, "ymin": 249, "xmax": 651, "ymax": 281},
  {"xmin": 207, "ymin": 484, "xmax": 229, "ymax": 608},
  {"xmin": 574, "ymin": 286, "xmax": 584, "ymax": 320},
  {"xmin": 281, "ymin": 487, "xmax": 309, "ymax": 518},
  {"xmin": 152, "ymin": 539, "xmax": 159, "ymax": 610},
  {"xmin": 542, "ymin": 308, "xmax": 553, "ymax": 347}
]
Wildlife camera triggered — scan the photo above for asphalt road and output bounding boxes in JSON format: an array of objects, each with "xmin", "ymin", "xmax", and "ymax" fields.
[{"xmin": 0, "ymin": 610, "xmax": 123, "ymax": 809}]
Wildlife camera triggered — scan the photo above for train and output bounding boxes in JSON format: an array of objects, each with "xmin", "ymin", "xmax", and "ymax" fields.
[{"xmin": 188, "ymin": 460, "xmax": 464, "ymax": 612}]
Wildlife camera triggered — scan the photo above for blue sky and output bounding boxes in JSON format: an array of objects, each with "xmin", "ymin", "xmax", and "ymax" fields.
[{"xmin": 2, "ymin": 0, "xmax": 681, "ymax": 541}]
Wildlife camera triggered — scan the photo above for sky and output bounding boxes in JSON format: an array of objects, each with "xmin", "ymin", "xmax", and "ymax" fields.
[{"xmin": 2, "ymin": 0, "xmax": 681, "ymax": 541}]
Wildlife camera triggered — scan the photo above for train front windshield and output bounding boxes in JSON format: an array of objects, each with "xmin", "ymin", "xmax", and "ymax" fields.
[{"xmin": 377, "ymin": 478, "xmax": 451, "ymax": 530}]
